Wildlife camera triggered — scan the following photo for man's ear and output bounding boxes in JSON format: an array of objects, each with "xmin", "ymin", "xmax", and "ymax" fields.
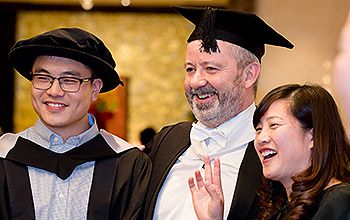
[
  {"xmin": 243, "ymin": 62, "xmax": 260, "ymax": 89},
  {"xmin": 91, "ymin": 78, "xmax": 103, "ymax": 101}
]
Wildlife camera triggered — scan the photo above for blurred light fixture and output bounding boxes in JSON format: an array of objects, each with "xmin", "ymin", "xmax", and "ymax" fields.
[
  {"xmin": 121, "ymin": 0, "xmax": 131, "ymax": 7},
  {"xmin": 80, "ymin": 0, "xmax": 94, "ymax": 10}
]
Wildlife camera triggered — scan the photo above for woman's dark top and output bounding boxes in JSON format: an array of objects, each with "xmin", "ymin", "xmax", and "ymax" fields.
[{"xmin": 279, "ymin": 182, "xmax": 350, "ymax": 220}]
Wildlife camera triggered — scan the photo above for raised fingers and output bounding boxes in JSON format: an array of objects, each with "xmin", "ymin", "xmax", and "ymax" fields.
[
  {"xmin": 194, "ymin": 169, "xmax": 205, "ymax": 189},
  {"xmin": 204, "ymin": 156, "xmax": 213, "ymax": 184},
  {"xmin": 213, "ymin": 158, "xmax": 222, "ymax": 189},
  {"xmin": 188, "ymin": 176, "xmax": 196, "ymax": 192}
]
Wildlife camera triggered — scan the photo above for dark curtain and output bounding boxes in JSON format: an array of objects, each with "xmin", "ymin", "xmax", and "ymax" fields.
[{"xmin": 0, "ymin": 6, "xmax": 16, "ymax": 133}]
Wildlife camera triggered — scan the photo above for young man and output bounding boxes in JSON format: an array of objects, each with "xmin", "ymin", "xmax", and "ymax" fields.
[
  {"xmin": 143, "ymin": 7, "xmax": 294, "ymax": 220},
  {"xmin": 0, "ymin": 27, "xmax": 151, "ymax": 219}
]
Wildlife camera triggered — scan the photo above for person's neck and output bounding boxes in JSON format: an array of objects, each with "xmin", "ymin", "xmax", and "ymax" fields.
[{"xmin": 281, "ymin": 179, "xmax": 293, "ymax": 201}]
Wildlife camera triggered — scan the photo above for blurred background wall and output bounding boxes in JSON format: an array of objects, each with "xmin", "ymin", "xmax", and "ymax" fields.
[
  {"xmin": 256, "ymin": 0, "xmax": 350, "ymax": 131},
  {"xmin": 0, "ymin": 0, "xmax": 349, "ymax": 143}
]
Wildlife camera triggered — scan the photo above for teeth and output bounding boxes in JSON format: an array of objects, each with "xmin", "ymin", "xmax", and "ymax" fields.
[
  {"xmin": 47, "ymin": 102, "xmax": 65, "ymax": 108},
  {"xmin": 197, "ymin": 93, "xmax": 215, "ymax": 99},
  {"xmin": 261, "ymin": 150, "xmax": 277, "ymax": 159}
]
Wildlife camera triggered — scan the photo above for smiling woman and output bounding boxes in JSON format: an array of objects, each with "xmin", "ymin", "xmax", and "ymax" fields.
[
  {"xmin": 252, "ymin": 84, "xmax": 350, "ymax": 220},
  {"xmin": 254, "ymin": 98, "xmax": 313, "ymax": 191}
]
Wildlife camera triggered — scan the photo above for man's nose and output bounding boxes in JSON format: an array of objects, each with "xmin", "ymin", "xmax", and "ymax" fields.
[
  {"xmin": 189, "ymin": 70, "xmax": 207, "ymax": 89},
  {"xmin": 46, "ymin": 79, "xmax": 65, "ymax": 96}
]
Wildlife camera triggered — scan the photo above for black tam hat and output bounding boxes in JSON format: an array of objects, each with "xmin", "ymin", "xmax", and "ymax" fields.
[
  {"xmin": 174, "ymin": 6, "xmax": 294, "ymax": 61},
  {"xmin": 8, "ymin": 27, "xmax": 123, "ymax": 92}
]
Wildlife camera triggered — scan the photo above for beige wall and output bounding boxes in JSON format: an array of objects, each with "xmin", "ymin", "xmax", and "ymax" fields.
[
  {"xmin": 255, "ymin": 0, "xmax": 350, "ymax": 130},
  {"xmin": 255, "ymin": 1, "xmax": 350, "ymax": 97}
]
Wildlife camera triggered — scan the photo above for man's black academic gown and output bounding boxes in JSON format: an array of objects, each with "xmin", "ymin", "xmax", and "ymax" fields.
[
  {"xmin": 0, "ymin": 134, "xmax": 151, "ymax": 220},
  {"xmin": 144, "ymin": 122, "xmax": 262, "ymax": 220}
]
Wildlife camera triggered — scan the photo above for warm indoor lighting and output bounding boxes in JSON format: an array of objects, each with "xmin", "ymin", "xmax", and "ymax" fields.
[
  {"xmin": 121, "ymin": 0, "xmax": 131, "ymax": 7},
  {"xmin": 79, "ymin": 0, "xmax": 94, "ymax": 10}
]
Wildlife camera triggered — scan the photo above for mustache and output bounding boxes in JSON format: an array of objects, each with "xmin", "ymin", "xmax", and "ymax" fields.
[{"xmin": 189, "ymin": 84, "xmax": 218, "ymax": 97}]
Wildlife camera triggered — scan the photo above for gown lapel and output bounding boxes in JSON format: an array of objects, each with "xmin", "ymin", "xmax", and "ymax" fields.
[
  {"xmin": 227, "ymin": 141, "xmax": 262, "ymax": 219},
  {"xmin": 4, "ymin": 160, "xmax": 35, "ymax": 220},
  {"xmin": 144, "ymin": 122, "xmax": 192, "ymax": 219},
  {"xmin": 87, "ymin": 158, "xmax": 118, "ymax": 219}
]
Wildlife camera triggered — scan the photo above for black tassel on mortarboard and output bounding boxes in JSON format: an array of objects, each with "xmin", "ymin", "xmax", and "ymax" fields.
[{"xmin": 197, "ymin": 7, "xmax": 220, "ymax": 54}]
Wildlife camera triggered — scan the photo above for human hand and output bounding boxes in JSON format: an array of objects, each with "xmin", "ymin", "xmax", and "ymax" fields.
[{"xmin": 188, "ymin": 156, "xmax": 224, "ymax": 220}]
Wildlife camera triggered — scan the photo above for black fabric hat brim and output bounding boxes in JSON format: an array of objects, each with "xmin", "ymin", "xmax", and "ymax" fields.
[{"xmin": 9, "ymin": 44, "xmax": 122, "ymax": 93}]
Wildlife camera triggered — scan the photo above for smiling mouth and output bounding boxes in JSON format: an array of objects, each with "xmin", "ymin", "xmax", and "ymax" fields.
[
  {"xmin": 47, "ymin": 103, "xmax": 65, "ymax": 107},
  {"xmin": 261, "ymin": 149, "xmax": 277, "ymax": 160},
  {"xmin": 190, "ymin": 85, "xmax": 218, "ymax": 102},
  {"xmin": 45, "ymin": 102, "xmax": 67, "ymax": 109},
  {"xmin": 196, "ymin": 92, "xmax": 216, "ymax": 100}
]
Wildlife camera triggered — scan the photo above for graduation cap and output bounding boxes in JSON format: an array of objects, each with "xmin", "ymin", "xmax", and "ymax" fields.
[
  {"xmin": 174, "ymin": 6, "xmax": 294, "ymax": 61},
  {"xmin": 8, "ymin": 28, "xmax": 123, "ymax": 93}
]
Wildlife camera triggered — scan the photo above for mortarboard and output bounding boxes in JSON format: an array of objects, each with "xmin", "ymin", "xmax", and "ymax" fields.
[{"xmin": 174, "ymin": 6, "xmax": 294, "ymax": 61}]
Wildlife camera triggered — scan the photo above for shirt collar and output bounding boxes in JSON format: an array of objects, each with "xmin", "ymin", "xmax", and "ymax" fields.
[
  {"xmin": 195, "ymin": 103, "xmax": 256, "ymax": 147},
  {"xmin": 32, "ymin": 113, "xmax": 100, "ymax": 150},
  {"xmin": 219, "ymin": 103, "xmax": 256, "ymax": 143}
]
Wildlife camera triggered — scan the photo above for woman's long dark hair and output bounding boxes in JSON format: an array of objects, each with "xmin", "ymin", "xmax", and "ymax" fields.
[{"xmin": 253, "ymin": 84, "xmax": 350, "ymax": 220}]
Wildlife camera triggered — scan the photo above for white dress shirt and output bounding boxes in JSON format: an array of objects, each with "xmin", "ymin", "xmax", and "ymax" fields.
[{"xmin": 153, "ymin": 103, "xmax": 256, "ymax": 220}]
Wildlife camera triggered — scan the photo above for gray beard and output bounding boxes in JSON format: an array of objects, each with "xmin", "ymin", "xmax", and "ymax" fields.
[{"xmin": 186, "ymin": 75, "xmax": 245, "ymax": 128}]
